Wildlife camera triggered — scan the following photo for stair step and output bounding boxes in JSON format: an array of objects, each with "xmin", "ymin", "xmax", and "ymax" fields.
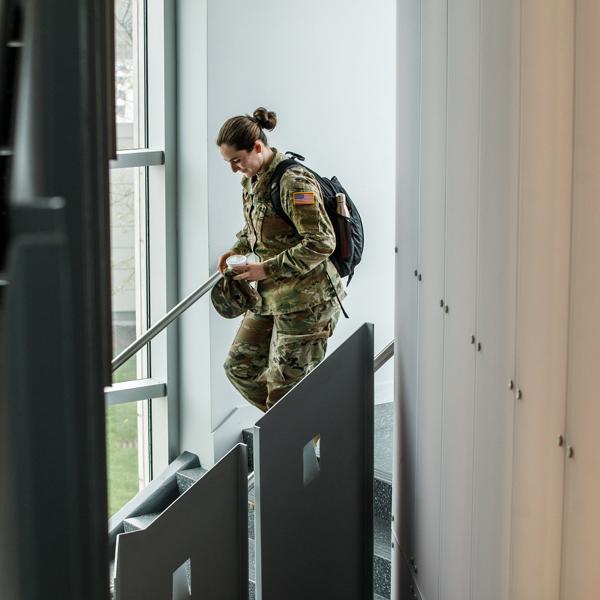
[
  {"xmin": 373, "ymin": 515, "xmax": 391, "ymax": 598},
  {"xmin": 248, "ymin": 485, "xmax": 255, "ymax": 539},
  {"xmin": 122, "ymin": 512, "xmax": 161, "ymax": 533},
  {"xmin": 374, "ymin": 476, "xmax": 392, "ymax": 521},
  {"xmin": 374, "ymin": 515, "xmax": 391, "ymax": 561},
  {"xmin": 249, "ymin": 537, "xmax": 256, "ymax": 585},
  {"xmin": 374, "ymin": 402, "xmax": 393, "ymax": 476},
  {"xmin": 374, "ymin": 402, "xmax": 393, "ymax": 522},
  {"xmin": 176, "ymin": 466, "xmax": 207, "ymax": 495},
  {"xmin": 374, "ymin": 554, "xmax": 391, "ymax": 598},
  {"xmin": 108, "ymin": 450, "xmax": 200, "ymax": 555}
]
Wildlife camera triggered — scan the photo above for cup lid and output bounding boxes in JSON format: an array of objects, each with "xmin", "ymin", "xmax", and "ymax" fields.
[{"xmin": 226, "ymin": 254, "xmax": 247, "ymax": 267}]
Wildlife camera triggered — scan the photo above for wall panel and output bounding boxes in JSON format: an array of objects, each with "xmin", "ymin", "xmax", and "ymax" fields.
[
  {"xmin": 561, "ymin": 2, "xmax": 600, "ymax": 598},
  {"xmin": 509, "ymin": 2, "xmax": 574, "ymax": 599},
  {"xmin": 470, "ymin": 0, "xmax": 520, "ymax": 598},
  {"xmin": 394, "ymin": 0, "xmax": 422, "ymax": 564},
  {"xmin": 413, "ymin": 1, "xmax": 448, "ymax": 598},
  {"xmin": 395, "ymin": 3, "xmax": 598, "ymax": 600},
  {"xmin": 439, "ymin": 0, "xmax": 480, "ymax": 597}
]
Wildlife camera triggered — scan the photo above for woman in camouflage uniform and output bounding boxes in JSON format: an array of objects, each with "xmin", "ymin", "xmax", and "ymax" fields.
[{"xmin": 217, "ymin": 107, "xmax": 346, "ymax": 412}]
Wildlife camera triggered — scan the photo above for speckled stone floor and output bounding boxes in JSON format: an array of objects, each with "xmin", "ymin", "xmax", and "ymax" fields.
[{"xmin": 374, "ymin": 401, "xmax": 393, "ymax": 479}]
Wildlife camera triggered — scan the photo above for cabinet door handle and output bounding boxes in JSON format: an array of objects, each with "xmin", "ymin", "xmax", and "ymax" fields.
[
  {"xmin": 557, "ymin": 434, "xmax": 564, "ymax": 447},
  {"xmin": 567, "ymin": 446, "xmax": 574, "ymax": 459}
]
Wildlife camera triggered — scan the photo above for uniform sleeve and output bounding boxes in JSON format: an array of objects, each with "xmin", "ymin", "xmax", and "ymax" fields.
[
  {"xmin": 230, "ymin": 186, "xmax": 252, "ymax": 255},
  {"xmin": 230, "ymin": 224, "xmax": 251, "ymax": 255},
  {"xmin": 262, "ymin": 168, "xmax": 335, "ymax": 280}
]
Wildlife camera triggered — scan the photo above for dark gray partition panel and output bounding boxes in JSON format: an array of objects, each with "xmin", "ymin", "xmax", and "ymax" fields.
[
  {"xmin": 1, "ymin": 222, "xmax": 73, "ymax": 599},
  {"xmin": 254, "ymin": 323, "xmax": 374, "ymax": 600},
  {"xmin": 115, "ymin": 444, "xmax": 248, "ymax": 600},
  {"xmin": 1, "ymin": 0, "xmax": 113, "ymax": 596}
]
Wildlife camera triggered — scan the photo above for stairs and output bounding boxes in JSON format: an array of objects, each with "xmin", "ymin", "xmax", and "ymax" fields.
[
  {"xmin": 110, "ymin": 402, "xmax": 393, "ymax": 599},
  {"xmin": 108, "ymin": 454, "xmax": 207, "ymax": 597},
  {"xmin": 108, "ymin": 451, "xmax": 205, "ymax": 553},
  {"xmin": 373, "ymin": 401, "xmax": 393, "ymax": 599},
  {"xmin": 243, "ymin": 401, "xmax": 394, "ymax": 599},
  {"xmin": 119, "ymin": 467, "xmax": 207, "ymax": 593},
  {"xmin": 119, "ymin": 465, "xmax": 208, "ymax": 535},
  {"xmin": 122, "ymin": 512, "xmax": 161, "ymax": 532},
  {"xmin": 248, "ymin": 485, "xmax": 257, "ymax": 599}
]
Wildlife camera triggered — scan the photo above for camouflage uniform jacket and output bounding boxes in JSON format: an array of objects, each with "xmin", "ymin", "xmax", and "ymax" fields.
[{"xmin": 230, "ymin": 149, "xmax": 347, "ymax": 315}]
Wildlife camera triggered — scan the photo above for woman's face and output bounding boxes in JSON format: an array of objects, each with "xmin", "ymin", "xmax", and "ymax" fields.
[{"xmin": 220, "ymin": 142, "xmax": 264, "ymax": 177}]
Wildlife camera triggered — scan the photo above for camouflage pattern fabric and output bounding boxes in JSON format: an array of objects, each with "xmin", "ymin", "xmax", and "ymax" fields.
[
  {"xmin": 230, "ymin": 148, "xmax": 346, "ymax": 315},
  {"xmin": 223, "ymin": 299, "xmax": 341, "ymax": 411},
  {"xmin": 210, "ymin": 269, "xmax": 262, "ymax": 318}
]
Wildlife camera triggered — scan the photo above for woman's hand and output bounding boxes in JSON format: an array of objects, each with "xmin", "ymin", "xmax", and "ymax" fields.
[
  {"xmin": 232, "ymin": 263, "xmax": 267, "ymax": 282},
  {"xmin": 217, "ymin": 251, "xmax": 235, "ymax": 273}
]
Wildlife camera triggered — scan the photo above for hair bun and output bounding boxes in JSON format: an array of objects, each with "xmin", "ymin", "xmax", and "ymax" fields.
[{"xmin": 253, "ymin": 107, "xmax": 277, "ymax": 131}]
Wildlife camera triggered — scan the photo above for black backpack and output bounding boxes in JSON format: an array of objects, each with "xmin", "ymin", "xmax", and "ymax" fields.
[{"xmin": 269, "ymin": 152, "xmax": 364, "ymax": 284}]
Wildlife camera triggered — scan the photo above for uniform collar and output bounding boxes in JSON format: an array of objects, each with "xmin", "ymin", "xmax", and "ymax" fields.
[{"xmin": 241, "ymin": 148, "xmax": 287, "ymax": 196}]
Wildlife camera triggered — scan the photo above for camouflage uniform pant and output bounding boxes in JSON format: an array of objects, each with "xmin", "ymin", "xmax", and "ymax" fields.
[{"xmin": 223, "ymin": 298, "xmax": 341, "ymax": 412}]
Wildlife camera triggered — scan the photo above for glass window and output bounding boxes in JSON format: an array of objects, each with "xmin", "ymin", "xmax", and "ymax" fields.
[
  {"xmin": 106, "ymin": 401, "xmax": 149, "ymax": 516},
  {"xmin": 107, "ymin": 0, "xmax": 168, "ymax": 515},
  {"xmin": 115, "ymin": 0, "xmax": 145, "ymax": 150},
  {"xmin": 110, "ymin": 166, "xmax": 147, "ymax": 383},
  {"xmin": 108, "ymin": 164, "xmax": 149, "ymax": 513}
]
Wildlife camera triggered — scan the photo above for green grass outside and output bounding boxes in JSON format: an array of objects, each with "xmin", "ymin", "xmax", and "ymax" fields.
[{"xmin": 106, "ymin": 357, "xmax": 141, "ymax": 516}]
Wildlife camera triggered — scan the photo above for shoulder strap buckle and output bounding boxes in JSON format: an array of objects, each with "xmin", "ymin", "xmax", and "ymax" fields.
[{"xmin": 284, "ymin": 151, "xmax": 305, "ymax": 162}]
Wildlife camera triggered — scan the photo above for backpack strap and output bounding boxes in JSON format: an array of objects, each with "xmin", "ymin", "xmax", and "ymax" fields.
[
  {"xmin": 326, "ymin": 271, "xmax": 350, "ymax": 319},
  {"xmin": 285, "ymin": 151, "xmax": 305, "ymax": 161},
  {"xmin": 269, "ymin": 158, "xmax": 299, "ymax": 228}
]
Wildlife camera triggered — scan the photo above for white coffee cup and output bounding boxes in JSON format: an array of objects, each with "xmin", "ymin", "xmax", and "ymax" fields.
[{"xmin": 226, "ymin": 254, "xmax": 247, "ymax": 269}]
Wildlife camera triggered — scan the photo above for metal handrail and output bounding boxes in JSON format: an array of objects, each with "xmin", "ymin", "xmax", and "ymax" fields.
[
  {"xmin": 111, "ymin": 271, "xmax": 223, "ymax": 372},
  {"xmin": 374, "ymin": 340, "xmax": 394, "ymax": 373},
  {"xmin": 112, "ymin": 267, "xmax": 395, "ymax": 376}
]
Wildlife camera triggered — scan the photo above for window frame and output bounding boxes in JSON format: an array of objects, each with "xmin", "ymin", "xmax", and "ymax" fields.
[{"xmin": 105, "ymin": 0, "xmax": 178, "ymax": 495}]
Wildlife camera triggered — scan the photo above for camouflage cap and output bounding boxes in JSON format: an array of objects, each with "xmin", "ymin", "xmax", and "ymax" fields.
[{"xmin": 210, "ymin": 269, "xmax": 262, "ymax": 318}]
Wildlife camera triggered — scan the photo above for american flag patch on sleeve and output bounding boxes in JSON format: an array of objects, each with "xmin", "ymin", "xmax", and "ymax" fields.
[{"xmin": 292, "ymin": 191, "xmax": 316, "ymax": 206}]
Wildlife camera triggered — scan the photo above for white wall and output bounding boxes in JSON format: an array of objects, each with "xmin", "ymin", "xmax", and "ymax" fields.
[
  {"xmin": 178, "ymin": 1, "xmax": 213, "ymax": 465},
  {"xmin": 201, "ymin": 0, "xmax": 396, "ymax": 460},
  {"xmin": 393, "ymin": 1, "xmax": 600, "ymax": 599}
]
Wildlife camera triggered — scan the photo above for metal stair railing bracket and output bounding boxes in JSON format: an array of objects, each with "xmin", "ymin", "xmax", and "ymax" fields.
[{"xmin": 374, "ymin": 340, "xmax": 394, "ymax": 373}]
